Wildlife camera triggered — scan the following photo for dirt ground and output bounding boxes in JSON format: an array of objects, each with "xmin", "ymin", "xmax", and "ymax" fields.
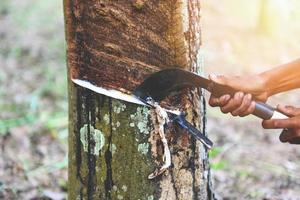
[
  {"xmin": 1, "ymin": 0, "xmax": 300, "ymax": 199},
  {"xmin": 208, "ymin": 116, "xmax": 300, "ymax": 199}
]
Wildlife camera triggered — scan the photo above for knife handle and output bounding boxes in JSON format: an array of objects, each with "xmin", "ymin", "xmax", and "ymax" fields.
[{"xmin": 253, "ymin": 102, "xmax": 288, "ymax": 120}]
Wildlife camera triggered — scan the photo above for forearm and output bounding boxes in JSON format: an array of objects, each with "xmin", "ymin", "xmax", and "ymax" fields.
[{"xmin": 260, "ymin": 58, "xmax": 300, "ymax": 96}]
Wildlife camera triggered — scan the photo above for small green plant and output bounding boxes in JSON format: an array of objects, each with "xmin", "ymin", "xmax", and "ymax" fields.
[
  {"xmin": 209, "ymin": 147, "xmax": 228, "ymax": 170},
  {"xmin": 211, "ymin": 160, "xmax": 227, "ymax": 170},
  {"xmin": 208, "ymin": 147, "xmax": 222, "ymax": 158}
]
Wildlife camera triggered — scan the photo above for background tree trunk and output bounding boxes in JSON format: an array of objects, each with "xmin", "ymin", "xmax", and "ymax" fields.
[
  {"xmin": 64, "ymin": 0, "xmax": 214, "ymax": 199},
  {"xmin": 257, "ymin": 0, "xmax": 289, "ymax": 38}
]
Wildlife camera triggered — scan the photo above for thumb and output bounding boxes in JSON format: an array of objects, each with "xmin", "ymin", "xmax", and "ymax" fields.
[
  {"xmin": 276, "ymin": 104, "xmax": 296, "ymax": 117},
  {"xmin": 209, "ymin": 74, "xmax": 229, "ymax": 85}
]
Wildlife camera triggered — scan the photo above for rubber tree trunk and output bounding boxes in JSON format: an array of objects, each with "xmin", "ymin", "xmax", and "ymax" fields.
[{"xmin": 64, "ymin": 0, "xmax": 214, "ymax": 199}]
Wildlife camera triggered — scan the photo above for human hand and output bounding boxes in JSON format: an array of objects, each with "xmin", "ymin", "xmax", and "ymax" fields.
[
  {"xmin": 262, "ymin": 105, "xmax": 300, "ymax": 144},
  {"xmin": 208, "ymin": 74, "xmax": 269, "ymax": 117}
]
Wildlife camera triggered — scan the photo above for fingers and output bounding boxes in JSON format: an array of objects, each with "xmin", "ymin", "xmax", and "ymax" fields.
[
  {"xmin": 262, "ymin": 117, "xmax": 300, "ymax": 129},
  {"xmin": 277, "ymin": 104, "xmax": 300, "ymax": 117},
  {"xmin": 263, "ymin": 106, "xmax": 300, "ymax": 145},
  {"xmin": 220, "ymin": 92, "xmax": 242, "ymax": 113},
  {"xmin": 221, "ymin": 92, "xmax": 245, "ymax": 114},
  {"xmin": 279, "ymin": 129, "xmax": 300, "ymax": 143},
  {"xmin": 239, "ymin": 101, "xmax": 256, "ymax": 117},
  {"xmin": 279, "ymin": 129, "xmax": 293, "ymax": 142},
  {"xmin": 209, "ymin": 94, "xmax": 230, "ymax": 107},
  {"xmin": 231, "ymin": 94, "xmax": 254, "ymax": 116},
  {"xmin": 209, "ymin": 92, "xmax": 255, "ymax": 117},
  {"xmin": 208, "ymin": 73, "xmax": 259, "ymax": 117}
]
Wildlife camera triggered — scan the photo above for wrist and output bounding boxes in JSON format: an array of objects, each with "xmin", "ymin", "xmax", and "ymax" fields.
[{"xmin": 257, "ymin": 72, "xmax": 272, "ymax": 98}]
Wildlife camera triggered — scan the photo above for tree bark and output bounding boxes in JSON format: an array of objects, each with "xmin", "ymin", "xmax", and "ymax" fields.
[{"xmin": 64, "ymin": 0, "xmax": 214, "ymax": 199}]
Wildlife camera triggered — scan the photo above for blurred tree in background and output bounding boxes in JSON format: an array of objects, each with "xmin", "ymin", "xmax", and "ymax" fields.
[
  {"xmin": 0, "ymin": 0, "xmax": 68, "ymax": 199},
  {"xmin": 0, "ymin": 0, "xmax": 67, "ymax": 134},
  {"xmin": 258, "ymin": 0, "xmax": 290, "ymax": 38}
]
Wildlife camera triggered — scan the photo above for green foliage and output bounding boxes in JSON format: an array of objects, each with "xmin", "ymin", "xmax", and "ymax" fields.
[
  {"xmin": 208, "ymin": 147, "xmax": 222, "ymax": 158},
  {"xmin": 209, "ymin": 147, "xmax": 228, "ymax": 170},
  {"xmin": 0, "ymin": 114, "xmax": 36, "ymax": 135},
  {"xmin": 211, "ymin": 160, "xmax": 227, "ymax": 170},
  {"xmin": 237, "ymin": 170, "xmax": 251, "ymax": 179}
]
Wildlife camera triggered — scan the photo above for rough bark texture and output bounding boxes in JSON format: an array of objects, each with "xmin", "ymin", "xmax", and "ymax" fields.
[{"xmin": 64, "ymin": 0, "xmax": 213, "ymax": 199}]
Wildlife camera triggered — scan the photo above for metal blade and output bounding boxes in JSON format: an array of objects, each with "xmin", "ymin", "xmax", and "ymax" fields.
[
  {"xmin": 171, "ymin": 113, "xmax": 213, "ymax": 149},
  {"xmin": 133, "ymin": 68, "xmax": 236, "ymax": 102},
  {"xmin": 134, "ymin": 69, "xmax": 215, "ymax": 148},
  {"xmin": 133, "ymin": 68, "xmax": 209, "ymax": 101}
]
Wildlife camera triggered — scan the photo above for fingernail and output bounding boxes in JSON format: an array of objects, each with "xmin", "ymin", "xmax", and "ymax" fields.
[
  {"xmin": 285, "ymin": 105, "xmax": 294, "ymax": 111},
  {"xmin": 277, "ymin": 104, "xmax": 282, "ymax": 109},
  {"xmin": 279, "ymin": 130, "xmax": 288, "ymax": 142},
  {"xmin": 224, "ymin": 94, "xmax": 230, "ymax": 101},
  {"xmin": 247, "ymin": 93, "xmax": 252, "ymax": 99},
  {"xmin": 236, "ymin": 92, "xmax": 243, "ymax": 98},
  {"xmin": 273, "ymin": 121, "xmax": 278, "ymax": 128},
  {"xmin": 220, "ymin": 95, "xmax": 226, "ymax": 102},
  {"xmin": 251, "ymin": 101, "xmax": 256, "ymax": 111},
  {"xmin": 234, "ymin": 92, "xmax": 239, "ymax": 98}
]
